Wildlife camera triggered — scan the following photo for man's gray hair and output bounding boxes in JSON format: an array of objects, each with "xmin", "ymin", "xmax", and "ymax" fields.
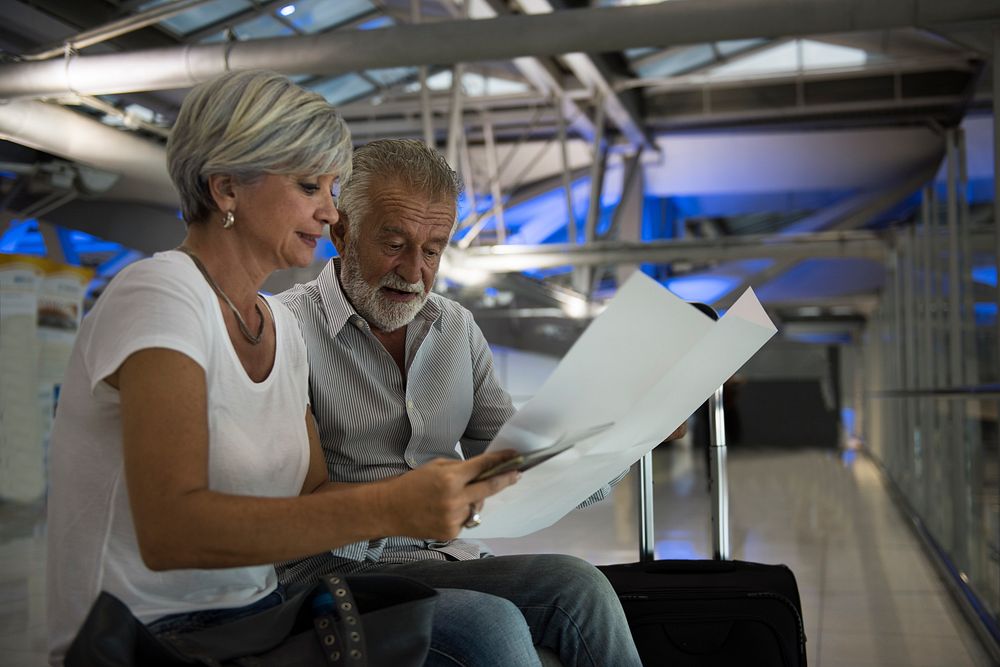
[
  {"xmin": 339, "ymin": 139, "xmax": 462, "ymax": 234},
  {"xmin": 167, "ymin": 69, "xmax": 353, "ymax": 224}
]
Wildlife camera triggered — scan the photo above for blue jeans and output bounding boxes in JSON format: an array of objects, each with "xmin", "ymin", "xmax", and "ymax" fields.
[
  {"xmin": 425, "ymin": 588, "xmax": 540, "ymax": 667},
  {"xmin": 377, "ymin": 555, "xmax": 641, "ymax": 667}
]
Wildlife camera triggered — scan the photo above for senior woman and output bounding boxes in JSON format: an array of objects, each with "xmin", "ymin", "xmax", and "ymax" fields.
[{"xmin": 45, "ymin": 70, "xmax": 527, "ymax": 666}]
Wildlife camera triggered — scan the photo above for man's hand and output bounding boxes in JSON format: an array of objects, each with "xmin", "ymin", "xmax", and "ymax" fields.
[{"xmin": 378, "ymin": 451, "xmax": 521, "ymax": 540}]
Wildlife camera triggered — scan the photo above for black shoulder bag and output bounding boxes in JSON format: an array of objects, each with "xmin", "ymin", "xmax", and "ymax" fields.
[{"xmin": 65, "ymin": 574, "xmax": 438, "ymax": 667}]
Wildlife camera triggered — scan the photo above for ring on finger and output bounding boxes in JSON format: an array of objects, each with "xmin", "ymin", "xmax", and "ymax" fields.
[{"xmin": 463, "ymin": 503, "xmax": 482, "ymax": 529}]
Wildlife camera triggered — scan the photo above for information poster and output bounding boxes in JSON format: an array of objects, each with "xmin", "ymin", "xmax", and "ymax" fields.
[{"xmin": 0, "ymin": 255, "xmax": 92, "ymax": 502}]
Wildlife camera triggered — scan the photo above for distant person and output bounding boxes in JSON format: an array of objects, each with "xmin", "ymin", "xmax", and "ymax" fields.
[{"xmin": 44, "ymin": 71, "xmax": 521, "ymax": 666}]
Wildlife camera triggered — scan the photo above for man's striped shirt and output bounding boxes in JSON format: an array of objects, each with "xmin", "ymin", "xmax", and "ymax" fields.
[{"xmin": 275, "ymin": 259, "xmax": 617, "ymax": 584}]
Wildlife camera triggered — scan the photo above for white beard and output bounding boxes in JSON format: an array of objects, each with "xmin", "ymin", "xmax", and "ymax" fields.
[{"xmin": 339, "ymin": 240, "xmax": 429, "ymax": 332}]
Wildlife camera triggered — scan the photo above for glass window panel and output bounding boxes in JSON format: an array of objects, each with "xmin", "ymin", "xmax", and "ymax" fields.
[
  {"xmin": 233, "ymin": 14, "xmax": 295, "ymax": 39},
  {"xmin": 801, "ymin": 39, "xmax": 867, "ymax": 69},
  {"xmin": 711, "ymin": 39, "xmax": 869, "ymax": 78},
  {"xmin": 460, "ymin": 72, "xmax": 488, "ymax": 96},
  {"xmin": 199, "ymin": 30, "xmax": 227, "ymax": 43},
  {"xmin": 283, "ymin": 0, "xmax": 375, "ymax": 32},
  {"xmin": 636, "ymin": 44, "xmax": 715, "ymax": 78},
  {"xmin": 404, "ymin": 70, "xmax": 453, "ymax": 93},
  {"xmin": 366, "ymin": 67, "xmax": 418, "ymax": 87},
  {"xmin": 310, "ymin": 74, "xmax": 375, "ymax": 105},
  {"xmin": 479, "ymin": 76, "xmax": 530, "ymax": 95},
  {"xmin": 625, "ymin": 47, "xmax": 657, "ymax": 60},
  {"xmin": 710, "ymin": 40, "xmax": 799, "ymax": 77},
  {"xmin": 716, "ymin": 38, "xmax": 767, "ymax": 56},
  {"xmin": 404, "ymin": 71, "xmax": 528, "ymax": 96},
  {"xmin": 140, "ymin": 0, "xmax": 251, "ymax": 35}
]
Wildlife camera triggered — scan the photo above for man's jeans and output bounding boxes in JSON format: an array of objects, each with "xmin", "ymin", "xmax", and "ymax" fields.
[
  {"xmin": 149, "ymin": 554, "xmax": 641, "ymax": 667},
  {"xmin": 377, "ymin": 554, "xmax": 642, "ymax": 667}
]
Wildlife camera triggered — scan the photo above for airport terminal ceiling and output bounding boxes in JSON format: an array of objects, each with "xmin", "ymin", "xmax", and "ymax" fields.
[{"xmin": 1, "ymin": 0, "xmax": 999, "ymax": 351}]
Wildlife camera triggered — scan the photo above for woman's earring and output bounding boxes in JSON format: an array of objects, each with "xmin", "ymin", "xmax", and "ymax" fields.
[{"xmin": 223, "ymin": 211, "xmax": 235, "ymax": 229}]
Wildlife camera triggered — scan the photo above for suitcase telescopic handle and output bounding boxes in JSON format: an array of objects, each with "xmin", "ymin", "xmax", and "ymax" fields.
[{"xmin": 637, "ymin": 302, "xmax": 731, "ymax": 563}]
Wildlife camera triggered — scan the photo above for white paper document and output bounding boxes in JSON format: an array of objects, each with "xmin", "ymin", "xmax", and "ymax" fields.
[{"xmin": 463, "ymin": 272, "xmax": 777, "ymax": 538}]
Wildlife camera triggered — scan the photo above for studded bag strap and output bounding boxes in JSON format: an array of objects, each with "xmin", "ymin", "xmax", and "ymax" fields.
[{"xmin": 312, "ymin": 575, "xmax": 368, "ymax": 667}]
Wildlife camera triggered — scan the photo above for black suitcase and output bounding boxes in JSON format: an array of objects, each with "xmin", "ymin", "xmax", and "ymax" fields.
[{"xmin": 599, "ymin": 305, "xmax": 807, "ymax": 667}]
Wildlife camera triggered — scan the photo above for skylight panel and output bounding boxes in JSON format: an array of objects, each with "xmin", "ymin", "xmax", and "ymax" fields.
[
  {"xmin": 625, "ymin": 48, "xmax": 658, "ymax": 60},
  {"xmin": 366, "ymin": 67, "xmax": 418, "ymax": 88},
  {"xmin": 801, "ymin": 40, "xmax": 868, "ymax": 69},
  {"xmin": 282, "ymin": 0, "xmax": 376, "ymax": 32},
  {"xmin": 710, "ymin": 39, "xmax": 869, "ymax": 78},
  {"xmin": 636, "ymin": 44, "xmax": 715, "ymax": 78},
  {"xmin": 311, "ymin": 74, "xmax": 376, "ymax": 105},
  {"xmin": 716, "ymin": 38, "xmax": 768, "ymax": 56},
  {"xmin": 480, "ymin": 77, "xmax": 530, "ymax": 95},
  {"xmin": 232, "ymin": 14, "xmax": 295, "ymax": 39},
  {"xmin": 139, "ymin": 0, "xmax": 251, "ymax": 35},
  {"xmin": 711, "ymin": 40, "xmax": 799, "ymax": 76},
  {"xmin": 404, "ymin": 71, "xmax": 529, "ymax": 96}
]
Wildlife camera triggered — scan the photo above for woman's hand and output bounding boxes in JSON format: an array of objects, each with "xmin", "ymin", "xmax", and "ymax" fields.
[{"xmin": 378, "ymin": 451, "xmax": 521, "ymax": 541}]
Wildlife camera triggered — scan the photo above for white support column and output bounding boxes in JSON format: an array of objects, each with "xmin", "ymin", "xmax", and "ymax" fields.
[
  {"xmin": 411, "ymin": 0, "xmax": 435, "ymax": 149},
  {"xmin": 481, "ymin": 110, "xmax": 506, "ymax": 244},
  {"xmin": 458, "ymin": 132, "xmax": 479, "ymax": 241},
  {"xmin": 575, "ymin": 96, "xmax": 606, "ymax": 294},
  {"xmin": 584, "ymin": 95, "xmax": 607, "ymax": 247},
  {"xmin": 444, "ymin": 0, "xmax": 469, "ymax": 169},
  {"xmin": 445, "ymin": 66, "xmax": 465, "ymax": 168},
  {"xmin": 556, "ymin": 97, "xmax": 578, "ymax": 246}
]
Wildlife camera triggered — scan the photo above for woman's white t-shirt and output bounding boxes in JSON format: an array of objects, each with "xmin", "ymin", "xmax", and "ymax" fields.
[{"xmin": 46, "ymin": 251, "xmax": 311, "ymax": 665}]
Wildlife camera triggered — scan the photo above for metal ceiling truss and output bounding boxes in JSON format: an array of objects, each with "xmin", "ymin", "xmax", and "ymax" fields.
[
  {"xmin": 3, "ymin": 0, "xmax": 996, "ymax": 99},
  {"xmin": 2, "ymin": 0, "xmax": 997, "ymax": 333}
]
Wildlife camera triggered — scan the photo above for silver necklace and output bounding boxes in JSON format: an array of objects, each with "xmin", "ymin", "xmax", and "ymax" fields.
[{"xmin": 178, "ymin": 246, "xmax": 264, "ymax": 345}]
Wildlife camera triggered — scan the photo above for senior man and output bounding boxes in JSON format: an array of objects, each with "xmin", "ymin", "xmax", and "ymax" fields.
[{"xmin": 277, "ymin": 139, "xmax": 641, "ymax": 667}]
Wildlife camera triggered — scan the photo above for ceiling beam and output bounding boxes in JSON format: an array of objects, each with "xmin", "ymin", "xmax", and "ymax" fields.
[
  {"xmin": 2, "ymin": 0, "xmax": 997, "ymax": 98},
  {"xmin": 0, "ymin": 98, "xmax": 175, "ymax": 206},
  {"xmin": 445, "ymin": 230, "xmax": 891, "ymax": 274}
]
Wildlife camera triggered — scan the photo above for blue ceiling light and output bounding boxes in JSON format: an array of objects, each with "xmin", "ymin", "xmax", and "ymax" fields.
[
  {"xmin": 0, "ymin": 220, "xmax": 39, "ymax": 254},
  {"xmin": 975, "ymin": 303, "xmax": 998, "ymax": 326},
  {"xmin": 279, "ymin": 4, "xmax": 296, "ymax": 16},
  {"xmin": 972, "ymin": 266, "xmax": 997, "ymax": 287}
]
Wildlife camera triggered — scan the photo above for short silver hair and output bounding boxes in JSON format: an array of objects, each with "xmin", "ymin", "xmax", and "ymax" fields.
[
  {"xmin": 339, "ymin": 139, "xmax": 462, "ymax": 235},
  {"xmin": 167, "ymin": 70, "xmax": 353, "ymax": 224}
]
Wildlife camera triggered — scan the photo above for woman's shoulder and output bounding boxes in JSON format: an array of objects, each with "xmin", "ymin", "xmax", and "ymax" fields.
[
  {"xmin": 103, "ymin": 251, "xmax": 204, "ymax": 300},
  {"xmin": 116, "ymin": 250, "xmax": 196, "ymax": 281}
]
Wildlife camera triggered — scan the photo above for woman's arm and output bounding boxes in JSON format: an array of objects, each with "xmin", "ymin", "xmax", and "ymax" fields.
[{"xmin": 117, "ymin": 347, "xmax": 517, "ymax": 571}]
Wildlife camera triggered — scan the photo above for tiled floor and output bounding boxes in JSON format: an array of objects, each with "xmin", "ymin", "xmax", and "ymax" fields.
[
  {"xmin": 0, "ymin": 443, "xmax": 994, "ymax": 666},
  {"xmin": 490, "ymin": 443, "xmax": 996, "ymax": 667}
]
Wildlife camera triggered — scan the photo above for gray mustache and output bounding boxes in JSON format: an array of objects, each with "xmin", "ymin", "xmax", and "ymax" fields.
[{"xmin": 380, "ymin": 275, "xmax": 424, "ymax": 294}]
